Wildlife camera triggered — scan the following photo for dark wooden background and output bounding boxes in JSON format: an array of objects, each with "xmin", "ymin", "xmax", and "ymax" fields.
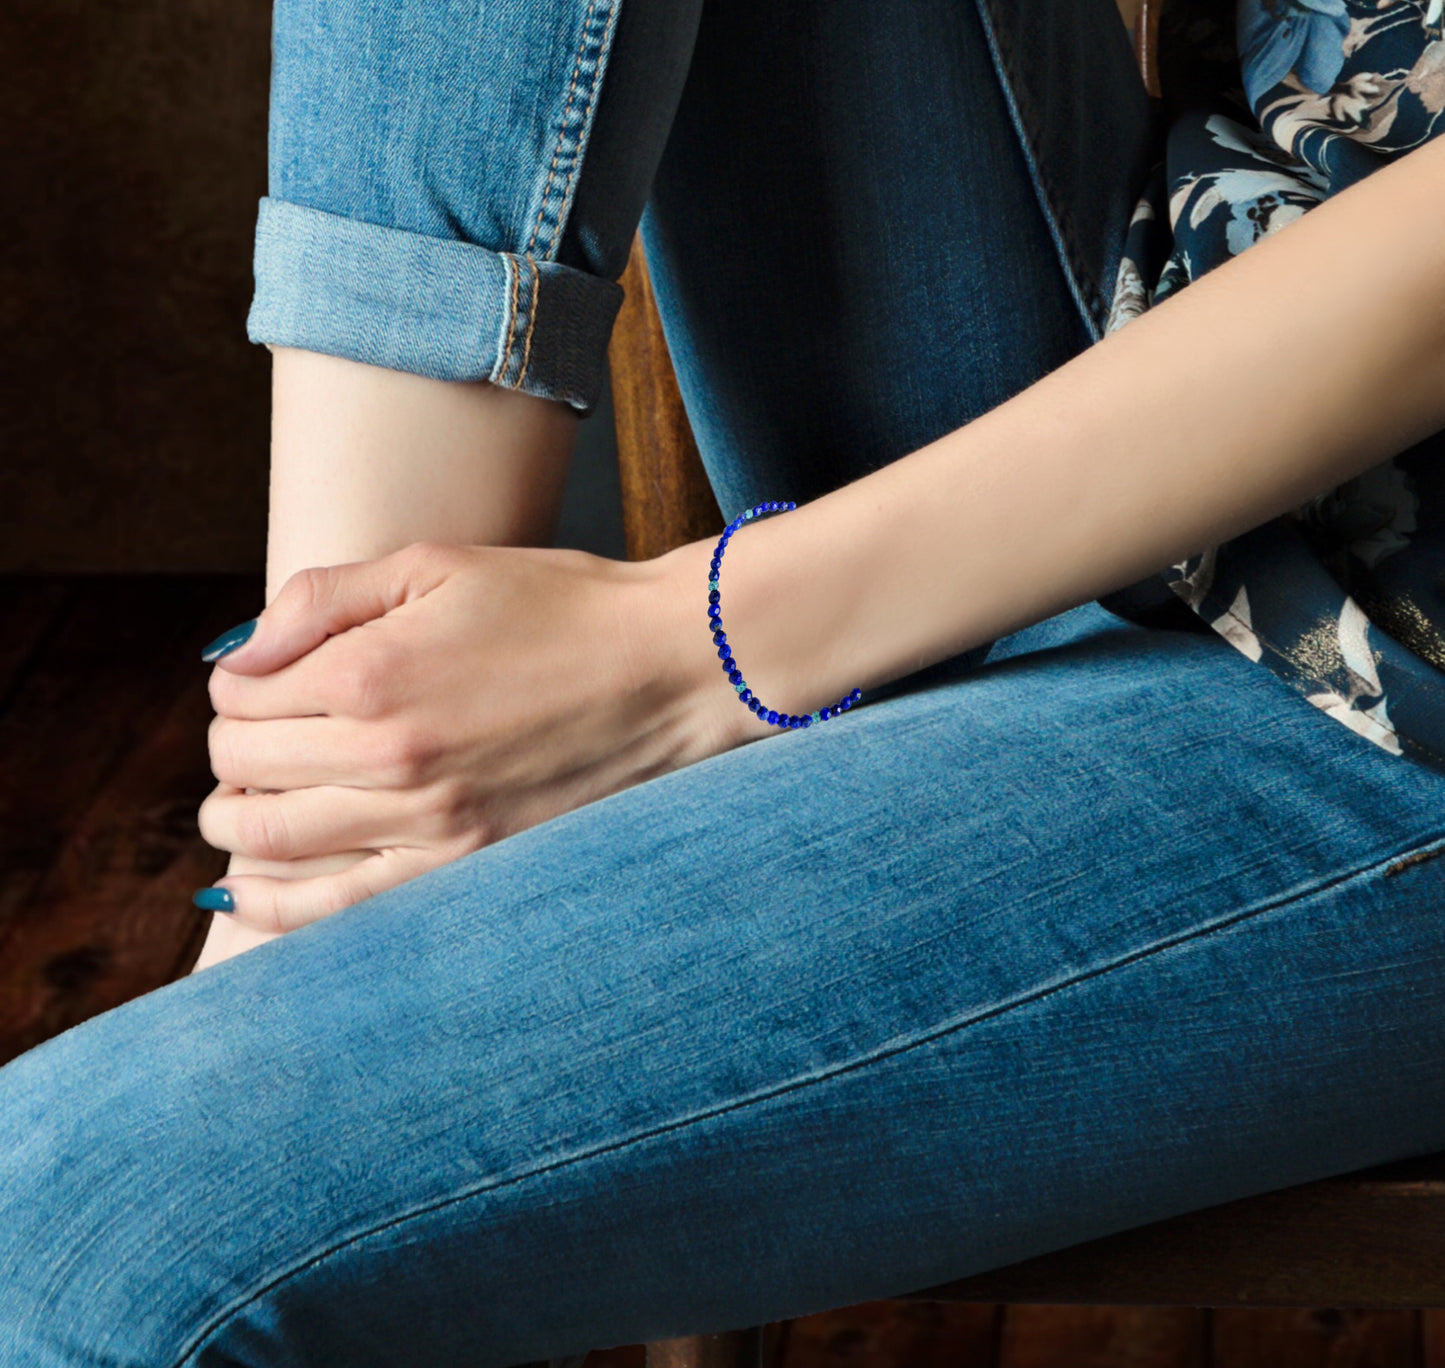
[{"xmin": 2, "ymin": 0, "xmax": 272, "ymax": 571}]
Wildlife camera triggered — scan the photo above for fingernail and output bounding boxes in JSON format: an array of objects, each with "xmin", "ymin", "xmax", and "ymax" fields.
[
  {"xmin": 201, "ymin": 618, "xmax": 258, "ymax": 662},
  {"xmin": 192, "ymin": 886, "xmax": 235, "ymax": 913}
]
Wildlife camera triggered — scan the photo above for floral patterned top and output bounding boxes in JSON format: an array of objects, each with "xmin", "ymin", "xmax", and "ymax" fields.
[{"xmin": 1102, "ymin": 0, "xmax": 1445, "ymax": 774}]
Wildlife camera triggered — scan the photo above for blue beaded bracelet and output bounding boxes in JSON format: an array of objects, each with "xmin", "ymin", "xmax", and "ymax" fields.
[{"xmin": 709, "ymin": 500, "xmax": 863, "ymax": 730}]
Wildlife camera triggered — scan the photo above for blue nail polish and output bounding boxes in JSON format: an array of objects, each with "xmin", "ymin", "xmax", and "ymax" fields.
[
  {"xmin": 201, "ymin": 618, "xmax": 257, "ymax": 663},
  {"xmin": 192, "ymin": 886, "xmax": 235, "ymax": 913}
]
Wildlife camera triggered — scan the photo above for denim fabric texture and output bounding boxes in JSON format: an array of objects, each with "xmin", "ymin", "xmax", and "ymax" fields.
[{"xmin": 7, "ymin": 0, "xmax": 1445, "ymax": 1364}]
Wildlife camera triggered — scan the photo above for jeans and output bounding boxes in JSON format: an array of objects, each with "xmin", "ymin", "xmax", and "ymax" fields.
[{"xmin": 7, "ymin": 0, "xmax": 1445, "ymax": 1364}]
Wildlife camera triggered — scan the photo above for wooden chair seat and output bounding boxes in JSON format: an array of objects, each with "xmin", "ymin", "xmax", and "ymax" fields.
[{"xmin": 603, "ymin": 4, "xmax": 1445, "ymax": 1361}]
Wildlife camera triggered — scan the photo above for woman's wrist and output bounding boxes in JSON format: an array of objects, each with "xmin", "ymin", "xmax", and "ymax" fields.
[
  {"xmin": 651, "ymin": 492, "xmax": 922, "ymax": 747},
  {"xmin": 653, "ymin": 134, "xmax": 1445, "ymax": 738}
]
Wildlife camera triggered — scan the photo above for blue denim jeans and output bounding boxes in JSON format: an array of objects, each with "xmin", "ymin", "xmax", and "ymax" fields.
[{"xmin": 7, "ymin": 0, "xmax": 1445, "ymax": 1364}]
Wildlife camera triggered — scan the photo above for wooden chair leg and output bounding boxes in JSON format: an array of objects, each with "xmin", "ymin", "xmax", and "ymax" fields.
[
  {"xmin": 607, "ymin": 233, "xmax": 723, "ymax": 563},
  {"xmin": 645, "ymin": 1328, "xmax": 764, "ymax": 1368}
]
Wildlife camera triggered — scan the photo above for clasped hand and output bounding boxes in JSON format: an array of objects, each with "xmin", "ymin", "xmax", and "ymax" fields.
[{"xmin": 197, "ymin": 540, "xmax": 738, "ymax": 936}]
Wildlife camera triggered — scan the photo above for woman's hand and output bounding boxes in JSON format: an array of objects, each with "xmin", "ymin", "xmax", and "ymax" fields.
[{"xmin": 194, "ymin": 539, "xmax": 746, "ymax": 936}]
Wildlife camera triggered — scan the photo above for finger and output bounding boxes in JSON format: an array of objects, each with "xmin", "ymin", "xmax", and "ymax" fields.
[
  {"xmin": 208, "ymin": 541, "xmax": 456, "ymax": 678},
  {"xmin": 208, "ymin": 714, "xmax": 423, "ymax": 791},
  {"xmin": 197, "ymin": 781, "xmax": 443, "ymax": 864},
  {"xmin": 205, "ymin": 847, "xmax": 441, "ymax": 934},
  {"xmin": 208, "ymin": 619, "xmax": 403, "ymax": 722}
]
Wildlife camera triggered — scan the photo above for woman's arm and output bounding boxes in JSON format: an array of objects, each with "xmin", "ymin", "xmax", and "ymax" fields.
[
  {"xmin": 192, "ymin": 351, "xmax": 578, "ymax": 971},
  {"xmin": 263, "ymin": 347, "xmax": 579, "ymax": 601},
  {"xmin": 658, "ymin": 133, "xmax": 1445, "ymax": 738}
]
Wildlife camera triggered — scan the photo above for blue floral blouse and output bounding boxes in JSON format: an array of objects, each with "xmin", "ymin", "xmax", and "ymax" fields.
[{"xmin": 1102, "ymin": 0, "xmax": 1445, "ymax": 774}]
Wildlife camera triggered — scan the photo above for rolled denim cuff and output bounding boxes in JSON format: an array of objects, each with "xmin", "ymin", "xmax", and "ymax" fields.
[{"xmin": 245, "ymin": 197, "xmax": 624, "ymax": 414}]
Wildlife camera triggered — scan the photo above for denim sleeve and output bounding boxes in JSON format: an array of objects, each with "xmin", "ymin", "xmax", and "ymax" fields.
[{"xmin": 246, "ymin": 0, "xmax": 701, "ymax": 413}]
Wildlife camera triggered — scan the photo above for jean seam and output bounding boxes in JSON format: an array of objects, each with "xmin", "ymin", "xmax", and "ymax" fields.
[
  {"xmin": 518, "ymin": 254, "xmax": 544, "ymax": 388},
  {"xmin": 546, "ymin": 0, "xmax": 622, "ymax": 265},
  {"xmin": 968, "ymin": 0, "xmax": 1109, "ymax": 341},
  {"xmin": 499, "ymin": 0, "xmax": 617, "ymax": 385},
  {"xmin": 525, "ymin": 0, "xmax": 599, "ymax": 257},
  {"xmin": 494, "ymin": 251, "xmax": 524, "ymax": 387},
  {"xmin": 171, "ymin": 834, "xmax": 1440, "ymax": 1366},
  {"xmin": 523, "ymin": 0, "xmax": 618, "ymax": 262}
]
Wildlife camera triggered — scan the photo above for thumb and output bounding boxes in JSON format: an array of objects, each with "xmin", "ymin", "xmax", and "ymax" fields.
[{"xmin": 201, "ymin": 544, "xmax": 451, "ymax": 676}]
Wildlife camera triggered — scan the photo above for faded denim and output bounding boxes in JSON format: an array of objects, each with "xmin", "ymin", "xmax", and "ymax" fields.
[{"xmin": 7, "ymin": 0, "xmax": 1445, "ymax": 1364}]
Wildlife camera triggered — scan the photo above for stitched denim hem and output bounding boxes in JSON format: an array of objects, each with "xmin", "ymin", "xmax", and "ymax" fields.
[{"xmin": 245, "ymin": 197, "xmax": 624, "ymax": 413}]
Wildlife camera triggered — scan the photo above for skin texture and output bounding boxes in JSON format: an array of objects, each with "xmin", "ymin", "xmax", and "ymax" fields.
[
  {"xmin": 192, "ymin": 131, "xmax": 1445, "ymax": 960},
  {"xmin": 190, "ymin": 351, "xmax": 579, "ymax": 968}
]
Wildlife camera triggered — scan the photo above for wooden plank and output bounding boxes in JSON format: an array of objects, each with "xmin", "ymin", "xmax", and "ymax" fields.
[
  {"xmin": 1209, "ymin": 1309, "xmax": 1420, "ymax": 1368},
  {"xmin": 606, "ymin": 234, "xmax": 722, "ymax": 563},
  {"xmin": 898, "ymin": 1154, "xmax": 1445, "ymax": 1308},
  {"xmin": 0, "ymin": 576, "xmax": 73, "ymax": 709},
  {"xmin": 779, "ymin": 1301, "xmax": 999, "ymax": 1368},
  {"xmin": 1420, "ymin": 1312, "xmax": 1445, "ymax": 1367},
  {"xmin": 587, "ymin": 1324, "xmax": 786, "ymax": 1368},
  {"xmin": 999, "ymin": 1306, "xmax": 1202, "ymax": 1368},
  {"xmin": 0, "ymin": 574, "xmax": 261, "ymax": 1064}
]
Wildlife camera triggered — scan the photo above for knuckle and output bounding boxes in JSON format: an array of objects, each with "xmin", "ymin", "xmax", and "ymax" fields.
[
  {"xmin": 207, "ymin": 666, "xmax": 234, "ymax": 715},
  {"xmin": 420, "ymin": 778, "xmax": 476, "ymax": 835},
  {"xmin": 236, "ymin": 800, "xmax": 292, "ymax": 862},
  {"xmin": 251, "ymin": 888, "xmax": 291, "ymax": 937},
  {"xmin": 369, "ymin": 722, "xmax": 433, "ymax": 787},
  {"xmin": 207, "ymin": 717, "xmax": 240, "ymax": 783},
  {"xmin": 195, "ymin": 792, "xmax": 228, "ymax": 852},
  {"xmin": 399, "ymin": 539, "xmax": 451, "ymax": 571},
  {"xmin": 330, "ymin": 655, "xmax": 394, "ymax": 718},
  {"xmin": 286, "ymin": 564, "xmax": 341, "ymax": 615}
]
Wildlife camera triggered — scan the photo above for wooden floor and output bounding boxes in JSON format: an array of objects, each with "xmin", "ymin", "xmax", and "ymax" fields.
[{"xmin": 5, "ymin": 572, "xmax": 1445, "ymax": 1368}]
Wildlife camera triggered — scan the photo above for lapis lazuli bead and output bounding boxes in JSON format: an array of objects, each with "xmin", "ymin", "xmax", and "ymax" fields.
[
  {"xmin": 739, "ymin": 689, "xmax": 752, "ymax": 703},
  {"xmin": 766, "ymin": 710, "xmax": 779, "ymax": 725},
  {"xmin": 717, "ymin": 645, "xmax": 731, "ymax": 660},
  {"xmin": 709, "ymin": 604, "xmax": 721, "ymax": 619},
  {"xmin": 850, "ymin": 688, "xmax": 862, "ymax": 700},
  {"xmin": 713, "ymin": 630, "xmax": 726, "ymax": 645},
  {"xmin": 820, "ymin": 707, "xmax": 832, "ymax": 720},
  {"xmin": 749, "ymin": 699, "xmax": 762, "ymax": 712},
  {"xmin": 839, "ymin": 698, "xmax": 851, "ymax": 710},
  {"xmin": 708, "ymin": 589, "xmax": 720, "ymax": 604},
  {"xmin": 728, "ymin": 670, "xmax": 743, "ymax": 685},
  {"xmin": 801, "ymin": 715, "xmax": 812, "ymax": 727}
]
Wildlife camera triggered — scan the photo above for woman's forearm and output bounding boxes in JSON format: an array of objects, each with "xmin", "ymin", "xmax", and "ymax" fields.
[
  {"xmin": 263, "ymin": 346, "xmax": 578, "ymax": 602},
  {"xmin": 656, "ymin": 134, "xmax": 1445, "ymax": 732},
  {"xmin": 193, "ymin": 344, "xmax": 580, "ymax": 972}
]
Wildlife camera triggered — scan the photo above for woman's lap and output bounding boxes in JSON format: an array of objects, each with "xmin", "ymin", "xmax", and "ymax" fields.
[
  {"xmin": 5, "ymin": 602, "xmax": 1445, "ymax": 1365},
  {"xmin": 10, "ymin": 0, "xmax": 1445, "ymax": 1362}
]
